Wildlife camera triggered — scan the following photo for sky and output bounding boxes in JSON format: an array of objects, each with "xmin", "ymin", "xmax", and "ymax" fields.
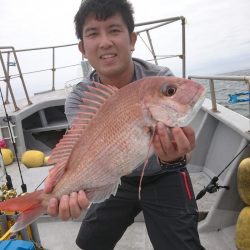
[
  {"xmin": 133, "ymin": 0, "xmax": 250, "ymax": 75},
  {"xmin": 0, "ymin": 0, "xmax": 250, "ymax": 96}
]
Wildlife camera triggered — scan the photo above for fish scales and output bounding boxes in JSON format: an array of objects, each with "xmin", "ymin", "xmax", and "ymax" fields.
[
  {"xmin": 0, "ymin": 76, "xmax": 205, "ymax": 233},
  {"xmin": 51, "ymin": 80, "xmax": 151, "ymax": 198}
]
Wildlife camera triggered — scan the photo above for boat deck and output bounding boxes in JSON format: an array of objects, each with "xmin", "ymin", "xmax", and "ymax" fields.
[
  {"xmin": 0, "ymin": 162, "xmax": 232, "ymax": 250},
  {"xmin": 0, "ymin": 88, "xmax": 68, "ymax": 117},
  {"xmin": 36, "ymin": 220, "xmax": 237, "ymax": 250}
]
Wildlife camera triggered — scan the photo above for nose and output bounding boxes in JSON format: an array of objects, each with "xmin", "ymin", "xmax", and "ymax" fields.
[{"xmin": 99, "ymin": 32, "xmax": 113, "ymax": 49}]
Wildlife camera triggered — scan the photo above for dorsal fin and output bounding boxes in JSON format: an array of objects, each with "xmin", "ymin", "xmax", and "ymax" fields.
[{"xmin": 48, "ymin": 82, "xmax": 119, "ymax": 185}]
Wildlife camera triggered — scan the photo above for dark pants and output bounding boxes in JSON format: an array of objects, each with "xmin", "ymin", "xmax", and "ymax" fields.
[{"xmin": 76, "ymin": 168, "xmax": 204, "ymax": 250}]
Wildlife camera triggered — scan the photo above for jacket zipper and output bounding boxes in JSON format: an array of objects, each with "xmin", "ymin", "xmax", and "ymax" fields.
[{"xmin": 181, "ymin": 171, "xmax": 192, "ymax": 200}]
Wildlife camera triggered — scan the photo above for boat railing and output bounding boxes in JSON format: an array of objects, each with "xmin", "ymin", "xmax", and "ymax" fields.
[
  {"xmin": 0, "ymin": 44, "xmax": 78, "ymax": 111},
  {"xmin": 0, "ymin": 16, "xmax": 186, "ymax": 112},
  {"xmin": 188, "ymin": 75, "xmax": 250, "ymax": 114}
]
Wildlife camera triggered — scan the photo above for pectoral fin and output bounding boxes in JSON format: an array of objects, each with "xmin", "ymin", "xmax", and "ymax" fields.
[{"xmin": 85, "ymin": 180, "xmax": 121, "ymax": 203}]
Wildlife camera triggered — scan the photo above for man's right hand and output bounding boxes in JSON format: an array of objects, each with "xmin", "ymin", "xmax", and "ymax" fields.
[{"xmin": 44, "ymin": 177, "xmax": 90, "ymax": 220}]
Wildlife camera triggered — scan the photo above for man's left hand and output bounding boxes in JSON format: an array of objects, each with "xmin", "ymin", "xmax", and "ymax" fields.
[{"xmin": 153, "ymin": 122, "xmax": 195, "ymax": 163}]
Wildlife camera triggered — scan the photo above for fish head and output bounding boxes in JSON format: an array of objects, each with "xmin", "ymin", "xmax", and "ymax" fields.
[{"xmin": 140, "ymin": 76, "xmax": 206, "ymax": 127}]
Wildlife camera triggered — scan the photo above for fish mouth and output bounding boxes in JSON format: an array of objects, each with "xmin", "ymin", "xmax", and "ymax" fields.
[
  {"xmin": 161, "ymin": 87, "xmax": 206, "ymax": 127},
  {"xmin": 177, "ymin": 90, "xmax": 206, "ymax": 127},
  {"xmin": 189, "ymin": 85, "xmax": 206, "ymax": 106},
  {"xmin": 146, "ymin": 85, "xmax": 206, "ymax": 128}
]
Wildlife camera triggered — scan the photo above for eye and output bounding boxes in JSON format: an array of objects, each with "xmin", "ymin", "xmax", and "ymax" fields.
[
  {"xmin": 161, "ymin": 84, "xmax": 177, "ymax": 96},
  {"xmin": 111, "ymin": 29, "xmax": 120, "ymax": 33},
  {"xmin": 86, "ymin": 32, "xmax": 97, "ymax": 38}
]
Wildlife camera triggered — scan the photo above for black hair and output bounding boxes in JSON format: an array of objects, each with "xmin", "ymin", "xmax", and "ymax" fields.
[{"xmin": 74, "ymin": 0, "xmax": 134, "ymax": 40}]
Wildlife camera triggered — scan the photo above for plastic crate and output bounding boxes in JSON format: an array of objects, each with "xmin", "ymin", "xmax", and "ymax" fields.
[{"xmin": 0, "ymin": 240, "xmax": 35, "ymax": 250}]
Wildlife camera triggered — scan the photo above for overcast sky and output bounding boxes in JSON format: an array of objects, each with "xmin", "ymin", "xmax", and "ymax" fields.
[{"xmin": 0, "ymin": 0, "xmax": 250, "ymax": 80}]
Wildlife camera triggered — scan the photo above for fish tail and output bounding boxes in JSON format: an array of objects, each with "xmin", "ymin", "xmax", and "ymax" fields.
[{"xmin": 0, "ymin": 190, "xmax": 46, "ymax": 233}]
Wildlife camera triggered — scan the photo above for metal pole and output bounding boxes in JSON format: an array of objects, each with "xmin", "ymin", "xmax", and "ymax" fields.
[
  {"xmin": 52, "ymin": 47, "xmax": 55, "ymax": 91},
  {"xmin": 209, "ymin": 79, "xmax": 218, "ymax": 112},
  {"xmin": 0, "ymin": 50, "xmax": 20, "ymax": 111},
  {"xmin": 247, "ymin": 78, "xmax": 250, "ymax": 120},
  {"xmin": 5, "ymin": 52, "xmax": 10, "ymax": 104},
  {"xmin": 181, "ymin": 17, "xmax": 186, "ymax": 78},
  {"xmin": 11, "ymin": 48, "xmax": 32, "ymax": 105},
  {"xmin": 146, "ymin": 30, "xmax": 158, "ymax": 65}
]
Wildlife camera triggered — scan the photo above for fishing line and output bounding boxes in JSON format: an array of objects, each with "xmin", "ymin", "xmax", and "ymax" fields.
[
  {"xmin": 0, "ymin": 86, "xmax": 27, "ymax": 193},
  {"xmin": 218, "ymin": 142, "xmax": 249, "ymax": 178},
  {"xmin": 34, "ymin": 176, "xmax": 47, "ymax": 191},
  {"xmin": 196, "ymin": 142, "xmax": 250, "ymax": 200},
  {"xmin": 138, "ymin": 127, "xmax": 156, "ymax": 200}
]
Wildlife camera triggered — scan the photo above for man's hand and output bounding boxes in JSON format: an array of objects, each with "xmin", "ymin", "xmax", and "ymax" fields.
[
  {"xmin": 44, "ymin": 177, "xmax": 90, "ymax": 220},
  {"xmin": 153, "ymin": 122, "xmax": 195, "ymax": 163}
]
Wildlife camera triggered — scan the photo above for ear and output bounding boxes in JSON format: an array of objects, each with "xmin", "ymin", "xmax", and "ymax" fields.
[
  {"xmin": 130, "ymin": 32, "xmax": 137, "ymax": 51},
  {"xmin": 78, "ymin": 41, "xmax": 86, "ymax": 57}
]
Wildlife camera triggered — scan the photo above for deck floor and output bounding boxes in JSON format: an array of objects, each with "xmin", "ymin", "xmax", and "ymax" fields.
[
  {"xmin": 0, "ymin": 163, "xmax": 236, "ymax": 250},
  {"xmin": 37, "ymin": 220, "xmax": 153, "ymax": 250},
  {"xmin": 36, "ymin": 219, "xmax": 237, "ymax": 250}
]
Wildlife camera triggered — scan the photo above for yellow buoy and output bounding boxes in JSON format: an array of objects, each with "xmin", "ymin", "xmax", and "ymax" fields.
[
  {"xmin": 236, "ymin": 206, "xmax": 250, "ymax": 250},
  {"xmin": 0, "ymin": 148, "xmax": 14, "ymax": 166},
  {"xmin": 44, "ymin": 155, "xmax": 50, "ymax": 165},
  {"xmin": 237, "ymin": 158, "xmax": 250, "ymax": 205},
  {"xmin": 21, "ymin": 150, "xmax": 45, "ymax": 168}
]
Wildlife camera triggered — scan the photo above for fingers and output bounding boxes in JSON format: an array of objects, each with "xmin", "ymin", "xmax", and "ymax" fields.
[
  {"xmin": 181, "ymin": 126, "xmax": 196, "ymax": 150},
  {"xmin": 153, "ymin": 122, "xmax": 196, "ymax": 162},
  {"xmin": 153, "ymin": 122, "xmax": 172, "ymax": 155},
  {"xmin": 172, "ymin": 127, "xmax": 192, "ymax": 154},
  {"xmin": 44, "ymin": 176, "xmax": 54, "ymax": 194},
  {"xmin": 58, "ymin": 195, "xmax": 70, "ymax": 220},
  {"xmin": 47, "ymin": 198, "xmax": 59, "ymax": 217},
  {"xmin": 69, "ymin": 191, "xmax": 89, "ymax": 219},
  {"xmin": 78, "ymin": 190, "xmax": 90, "ymax": 209},
  {"xmin": 47, "ymin": 190, "xmax": 90, "ymax": 221}
]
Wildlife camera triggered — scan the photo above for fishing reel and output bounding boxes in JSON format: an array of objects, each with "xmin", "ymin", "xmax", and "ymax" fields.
[
  {"xmin": 196, "ymin": 176, "xmax": 230, "ymax": 200},
  {"xmin": 0, "ymin": 184, "xmax": 17, "ymax": 201}
]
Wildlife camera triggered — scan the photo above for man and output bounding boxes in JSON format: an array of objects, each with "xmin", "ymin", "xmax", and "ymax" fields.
[{"xmin": 45, "ymin": 0, "xmax": 204, "ymax": 249}]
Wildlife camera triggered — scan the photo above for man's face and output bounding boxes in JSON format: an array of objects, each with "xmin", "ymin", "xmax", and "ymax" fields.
[{"xmin": 79, "ymin": 13, "xmax": 137, "ymax": 78}]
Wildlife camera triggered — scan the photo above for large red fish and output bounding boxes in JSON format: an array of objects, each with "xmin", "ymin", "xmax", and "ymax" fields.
[{"xmin": 0, "ymin": 76, "xmax": 205, "ymax": 233}]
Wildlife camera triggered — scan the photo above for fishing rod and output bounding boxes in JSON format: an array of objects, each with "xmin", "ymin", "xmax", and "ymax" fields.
[
  {"xmin": 0, "ymin": 86, "xmax": 27, "ymax": 193},
  {"xmin": 196, "ymin": 143, "xmax": 249, "ymax": 200},
  {"xmin": 0, "ymin": 149, "xmax": 13, "ymax": 190}
]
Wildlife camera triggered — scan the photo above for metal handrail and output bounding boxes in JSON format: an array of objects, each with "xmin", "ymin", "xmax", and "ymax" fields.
[
  {"xmin": 136, "ymin": 16, "xmax": 186, "ymax": 77},
  {"xmin": 0, "ymin": 47, "xmax": 32, "ymax": 111},
  {"xmin": 188, "ymin": 75, "xmax": 250, "ymax": 113},
  {"xmin": 0, "ymin": 16, "xmax": 186, "ymax": 111}
]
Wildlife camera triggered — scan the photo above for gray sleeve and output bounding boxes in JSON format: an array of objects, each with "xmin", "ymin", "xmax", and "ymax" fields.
[
  {"xmin": 157, "ymin": 66, "xmax": 174, "ymax": 77},
  {"xmin": 65, "ymin": 81, "xmax": 91, "ymax": 126},
  {"xmin": 133, "ymin": 57, "xmax": 174, "ymax": 79}
]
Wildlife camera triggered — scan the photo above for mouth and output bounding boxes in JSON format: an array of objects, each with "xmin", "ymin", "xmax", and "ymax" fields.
[{"xmin": 100, "ymin": 54, "xmax": 117, "ymax": 60}]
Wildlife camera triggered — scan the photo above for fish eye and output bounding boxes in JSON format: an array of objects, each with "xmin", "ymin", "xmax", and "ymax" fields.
[{"xmin": 161, "ymin": 84, "xmax": 177, "ymax": 96}]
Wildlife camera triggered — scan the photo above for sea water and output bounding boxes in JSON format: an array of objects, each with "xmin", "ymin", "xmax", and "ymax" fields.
[
  {"xmin": 200, "ymin": 69, "xmax": 250, "ymax": 118},
  {"xmin": 1, "ymin": 65, "xmax": 249, "ymax": 118}
]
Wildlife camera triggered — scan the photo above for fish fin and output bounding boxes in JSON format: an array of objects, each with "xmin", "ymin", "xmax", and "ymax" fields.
[
  {"xmin": 0, "ymin": 190, "xmax": 46, "ymax": 233},
  {"xmin": 11, "ymin": 205, "xmax": 46, "ymax": 233},
  {"xmin": 0, "ymin": 190, "xmax": 43, "ymax": 212},
  {"xmin": 86, "ymin": 180, "xmax": 121, "ymax": 203},
  {"xmin": 46, "ymin": 161, "xmax": 66, "ymax": 188},
  {"xmin": 49, "ymin": 82, "xmax": 119, "ymax": 171}
]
